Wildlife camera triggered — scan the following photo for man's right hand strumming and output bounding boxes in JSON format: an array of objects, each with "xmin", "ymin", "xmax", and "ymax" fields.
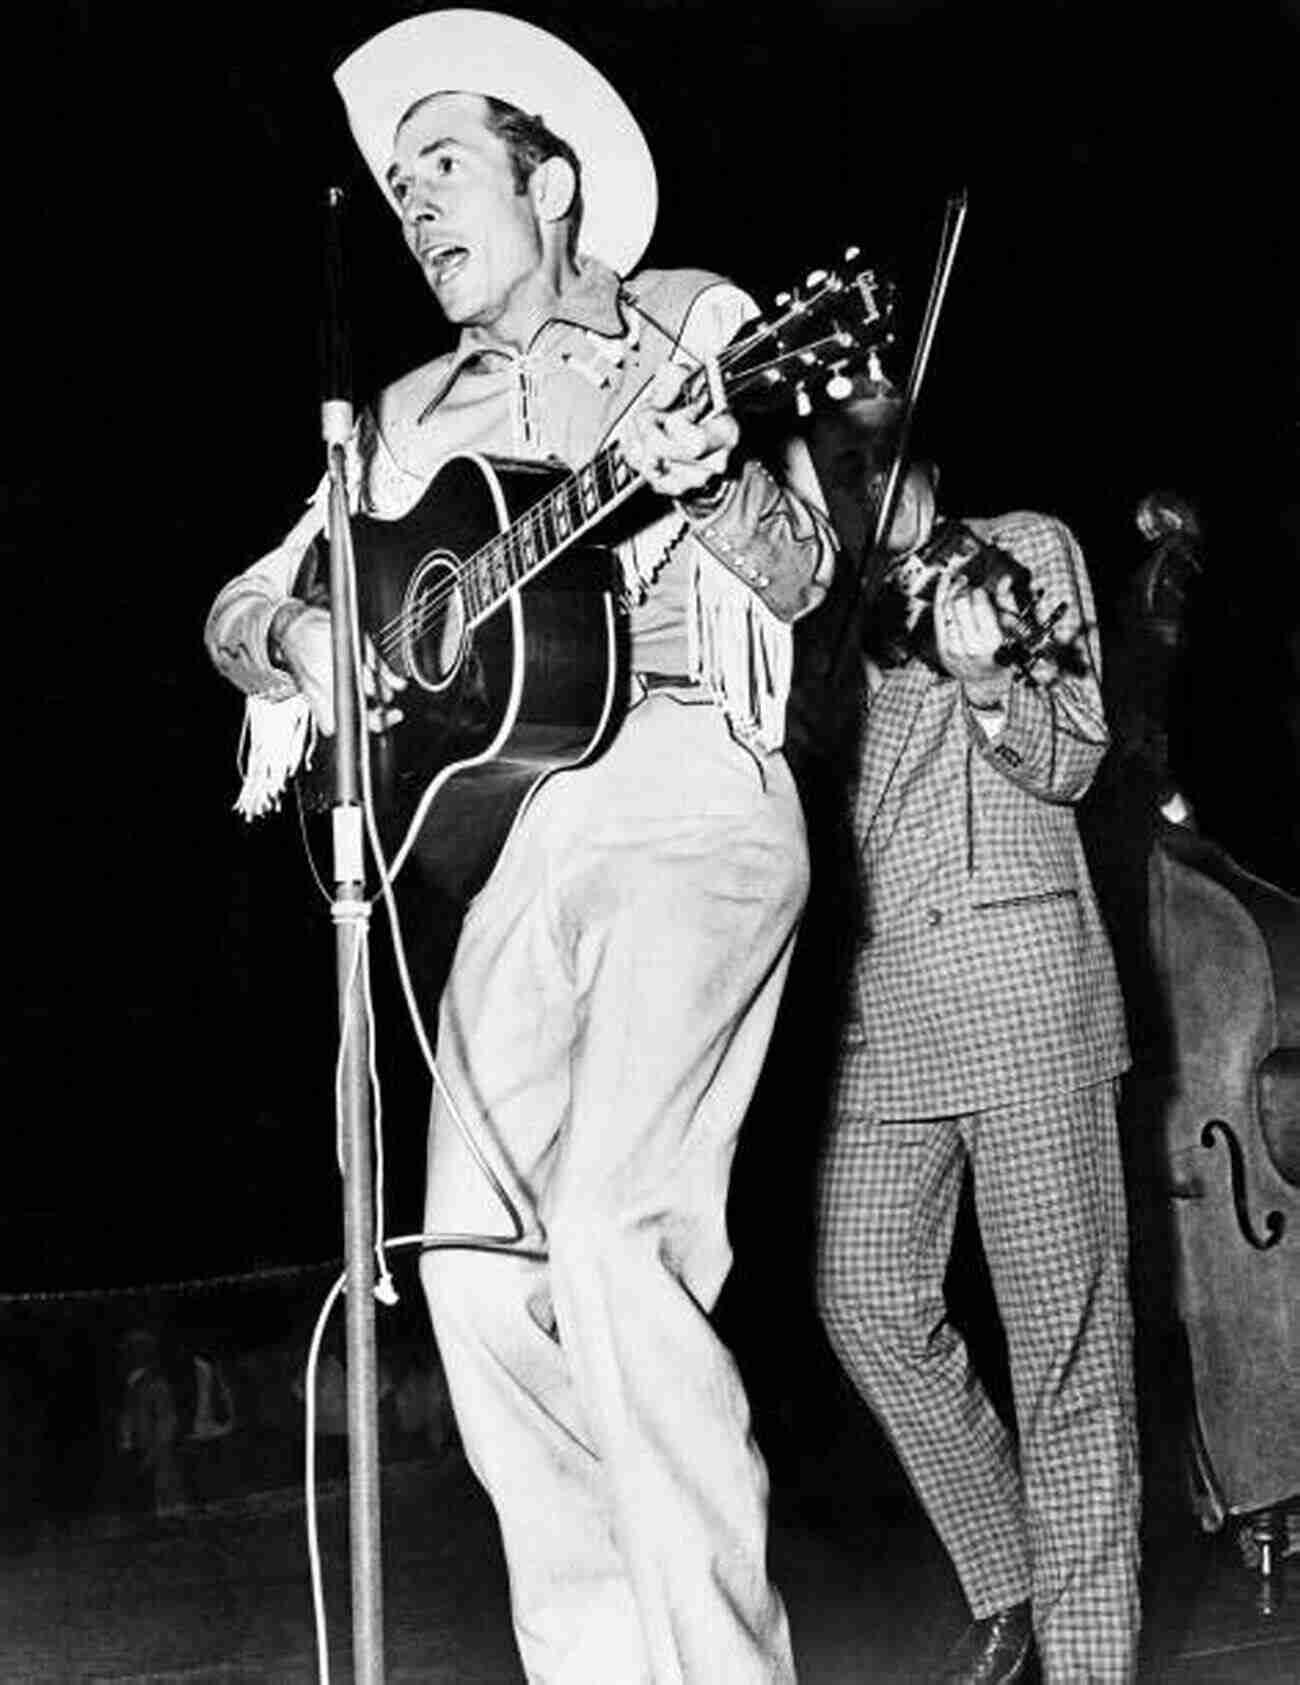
[{"xmin": 268, "ymin": 601, "xmax": 406, "ymax": 737}]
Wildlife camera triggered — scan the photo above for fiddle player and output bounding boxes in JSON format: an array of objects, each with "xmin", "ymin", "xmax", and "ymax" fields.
[
  {"xmin": 204, "ymin": 11, "xmax": 835, "ymax": 1682},
  {"xmin": 815, "ymin": 462, "xmax": 1141, "ymax": 1682}
]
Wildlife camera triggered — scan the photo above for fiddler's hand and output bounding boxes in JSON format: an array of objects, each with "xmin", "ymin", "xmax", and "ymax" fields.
[
  {"xmin": 272, "ymin": 604, "xmax": 406, "ymax": 737},
  {"xmin": 620, "ymin": 360, "xmax": 739, "ymax": 501},
  {"xmin": 933, "ymin": 567, "xmax": 1014, "ymax": 705}
]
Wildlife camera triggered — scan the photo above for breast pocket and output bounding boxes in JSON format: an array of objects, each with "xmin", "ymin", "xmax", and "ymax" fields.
[
  {"xmin": 971, "ymin": 886, "xmax": 1079, "ymax": 910},
  {"xmin": 967, "ymin": 789, "xmax": 1082, "ymax": 906}
]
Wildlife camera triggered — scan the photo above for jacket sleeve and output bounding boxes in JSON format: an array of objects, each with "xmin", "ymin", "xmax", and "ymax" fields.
[
  {"xmin": 203, "ymin": 493, "xmax": 326, "ymax": 700},
  {"xmin": 964, "ymin": 512, "xmax": 1111, "ymax": 804},
  {"xmin": 673, "ymin": 281, "xmax": 837, "ymax": 623}
]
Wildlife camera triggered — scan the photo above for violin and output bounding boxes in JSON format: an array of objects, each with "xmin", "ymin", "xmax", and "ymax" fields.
[{"xmin": 865, "ymin": 520, "xmax": 1077, "ymax": 680}]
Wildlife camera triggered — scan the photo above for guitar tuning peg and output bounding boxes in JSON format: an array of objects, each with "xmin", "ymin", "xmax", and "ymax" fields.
[
  {"xmin": 825, "ymin": 373, "xmax": 853, "ymax": 402},
  {"xmin": 805, "ymin": 269, "xmax": 828, "ymax": 288},
  {"xmin": 844, "ymin": 245, "xmax": 861, "ymax": 262},
  {"xmin": 775, "ymin": 291, "xmax": 792, "ymax": 308},
  {"xmin": 795, "ymin": 383, "xmax": 812, "ymax": 419}
]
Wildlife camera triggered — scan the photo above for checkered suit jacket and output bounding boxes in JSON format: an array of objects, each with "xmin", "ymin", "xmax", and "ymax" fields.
[{"xmin": 840, "ymin": 511, "xmax": 1130, "ymax": 1117}]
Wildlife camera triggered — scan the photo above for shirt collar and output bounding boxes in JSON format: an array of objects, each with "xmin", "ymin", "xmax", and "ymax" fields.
[
  {"xmin": 459, "ymin": 256, "xmax": 629, "ymax": 357},
  {"xmin": 417, "ymin": 257, "xmax": 630, "ymax": 423}
]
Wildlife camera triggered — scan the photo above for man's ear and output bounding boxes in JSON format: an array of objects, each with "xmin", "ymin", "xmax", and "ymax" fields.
[{"xmin": 528, "ymin": 156, "xmax": 577, "ymax": 226}]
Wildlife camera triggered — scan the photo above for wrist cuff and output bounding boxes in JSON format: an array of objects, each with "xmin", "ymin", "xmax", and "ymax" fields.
[
  {"xmin": 680, "ymin": 475, "xmax": 735, "ymax": 521},
  {"xmin": 267, "ymin": 600, "xmax": 311, "ymax": 672}
]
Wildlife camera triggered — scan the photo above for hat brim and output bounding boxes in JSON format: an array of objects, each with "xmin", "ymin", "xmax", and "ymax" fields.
[{"xmin": 333, "ymin": 8, "xmax": 657, "ymax": 277}]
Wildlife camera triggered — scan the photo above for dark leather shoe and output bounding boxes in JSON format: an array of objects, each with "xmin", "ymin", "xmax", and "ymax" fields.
[{"xmin": 935, "ymin": 1600, "xmax": 1033, "ymax": 1684}]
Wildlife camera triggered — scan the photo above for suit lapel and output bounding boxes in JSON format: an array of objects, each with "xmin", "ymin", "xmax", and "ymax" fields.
[{"xmin": 855, "ymin": 662, "xmax": 935, "ymax": 842}]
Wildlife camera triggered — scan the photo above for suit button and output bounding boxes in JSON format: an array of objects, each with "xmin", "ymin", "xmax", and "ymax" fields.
[{"xmin": 924, "ymin": 907, "xmax": 943, "ymax": 927}]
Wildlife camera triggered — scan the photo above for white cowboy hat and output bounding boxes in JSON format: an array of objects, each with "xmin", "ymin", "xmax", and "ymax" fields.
[{"xmin": 333, "ymin": 8, "xmax": 658, "ymax": 275}]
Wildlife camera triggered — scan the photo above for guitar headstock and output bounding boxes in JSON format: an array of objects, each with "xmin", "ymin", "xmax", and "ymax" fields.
[{"xmin": 720, "ymin": 249, "xmax": 899, "ymax": 419}]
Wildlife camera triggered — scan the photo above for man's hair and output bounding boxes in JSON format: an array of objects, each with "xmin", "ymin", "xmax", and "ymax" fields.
[
  {"xmin": 1137, "ymin": 487, "xmax": 1202, "ymax": 542},
  {"xmin": 482, "ymin": 97, "xmax": 584, "ymax": 258},
  {"xmin": 397, "ymin": 91, "xmax": 585, "ymax": 258}
]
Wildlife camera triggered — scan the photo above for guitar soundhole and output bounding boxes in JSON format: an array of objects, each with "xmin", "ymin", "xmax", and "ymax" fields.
[{"xmin": 404, "ymin": 553, "xmax": 467, "ymax": 693}]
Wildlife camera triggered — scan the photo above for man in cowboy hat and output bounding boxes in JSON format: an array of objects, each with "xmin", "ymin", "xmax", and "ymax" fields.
[{"xmin": 206, "ymin": 11, "xmax": 836, "ymax": 1681}]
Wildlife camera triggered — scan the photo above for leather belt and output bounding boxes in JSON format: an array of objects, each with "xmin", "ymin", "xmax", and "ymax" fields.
[{"xmin": 636, "ymin": 672, "xmax": 697, "ymax": 693}]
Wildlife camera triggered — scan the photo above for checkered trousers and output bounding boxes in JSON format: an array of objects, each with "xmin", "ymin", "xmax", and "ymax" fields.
[{"xmin": 816, "ymin": 1080, "xmax": 1142, "ymax": 1682}]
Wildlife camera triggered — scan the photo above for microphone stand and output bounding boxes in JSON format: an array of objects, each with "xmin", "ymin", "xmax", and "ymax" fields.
[{"xmin": 320, "ymin": 183, "xmax": 386, "ymax": 1685}]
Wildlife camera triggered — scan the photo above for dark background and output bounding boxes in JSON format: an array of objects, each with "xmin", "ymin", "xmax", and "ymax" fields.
[{"xmin": 6, "ymin": 0, "xmax": 1297, "ymax": 1291}]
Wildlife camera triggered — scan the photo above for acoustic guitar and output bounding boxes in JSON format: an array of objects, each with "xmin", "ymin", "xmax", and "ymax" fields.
[{"xmin": 298, "ymin": 257, "xmax": 895, "ymax": 903}]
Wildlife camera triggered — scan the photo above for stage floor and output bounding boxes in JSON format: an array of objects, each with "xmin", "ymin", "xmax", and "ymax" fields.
[{"xmin": 3, "ymin": 1427, "xmax": 1297, "ymax": 1684}]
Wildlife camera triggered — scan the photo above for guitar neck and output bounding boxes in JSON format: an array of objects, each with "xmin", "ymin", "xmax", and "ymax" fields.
[
  {"xmin": 461, "ymin": 439, "xmax": 643, "ymax": 627},
  {"xmin": 454, "ymin": 258, "xmax": 893, "ymax": 625}
]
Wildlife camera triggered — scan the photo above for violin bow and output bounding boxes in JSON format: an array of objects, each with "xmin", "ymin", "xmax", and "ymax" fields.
[{"xmin": 833, "ymin": 189, "xmax": 968, "ymax": 667}]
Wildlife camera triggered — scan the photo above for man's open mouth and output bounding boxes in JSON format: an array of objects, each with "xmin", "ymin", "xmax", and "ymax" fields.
[{"xmin": 422, "ymin": 245, "xmax": 469, "ymax": 285}]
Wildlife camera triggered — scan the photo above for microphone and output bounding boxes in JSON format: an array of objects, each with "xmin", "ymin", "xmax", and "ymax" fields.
[{"xmin": 320, "ymin": 184, "xmax": 353, "ymax": 446}]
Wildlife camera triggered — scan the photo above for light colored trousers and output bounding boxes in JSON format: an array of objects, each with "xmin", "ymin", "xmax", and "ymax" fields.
[{"xmin": 420, "ymin": 696, "xmax": 807, "ymax": 1685}]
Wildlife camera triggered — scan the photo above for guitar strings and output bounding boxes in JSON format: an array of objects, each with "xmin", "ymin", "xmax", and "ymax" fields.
[
  {"xmin": 372, "ymin": 430, "xmax": 639, "ymax": 664},
  {"xmin": 370, "ymin": 319, "xmax": 863, "ymax": 666},
  {"xmin": 369, "ymin": 345, "xmax": 728, "ymax": 662},
  {"xmin": 369, "ymin": 335, "xmax": 847, "ymax": 665},
  {"xmin": 371, "ymin": 323, "xmax": 856, "ymax": 662}
]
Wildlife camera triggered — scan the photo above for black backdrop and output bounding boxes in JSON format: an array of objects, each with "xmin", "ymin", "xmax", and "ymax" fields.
[{"xmin": 6, "ymin": 0, "xmax": 1297, "ymax": 1288}]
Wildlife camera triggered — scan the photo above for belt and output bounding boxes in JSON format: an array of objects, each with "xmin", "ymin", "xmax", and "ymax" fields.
[{"xmin": 636, "ymin": 671, "xmax": 697, "ymax": 693}]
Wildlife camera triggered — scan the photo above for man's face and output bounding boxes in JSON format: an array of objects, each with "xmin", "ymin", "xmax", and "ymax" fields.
[
  {"xmin": 387, "ymin": 93, "xmax": 547, "ymax": 333},
  {"xmin": 873, "ymin": 468, "xmax": 936, "ymax": 555}
]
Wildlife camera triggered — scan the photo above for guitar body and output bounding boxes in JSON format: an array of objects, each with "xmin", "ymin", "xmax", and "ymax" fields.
[
  {"xmin": 283, "ymin": 256, "xmax": 895, "ymax": 905},
  {"xmin": 299, "ymin": 452, "xmax": 627, "ymax": 904}
]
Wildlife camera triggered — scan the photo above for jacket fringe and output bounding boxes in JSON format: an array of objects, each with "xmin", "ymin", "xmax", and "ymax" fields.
[
  {"xmin": 688, "ymin": 552, "xmax": 791, "ymax": 751},
  {"xmin": 234, "ymin": 693, "xmax": 316, "ymax": 820}
]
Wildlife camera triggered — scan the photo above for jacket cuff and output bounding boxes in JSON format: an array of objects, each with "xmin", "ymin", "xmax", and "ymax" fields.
[
  {"xmin": 682, "ymin": 459, "xmax": 828, "ymax": 622},
  {"xmin": 210, "ymin": 598, "xmax": 303, "ymax": 702},
  {"xmin": 970, "ymin": 677, "xmax": 1050, "ymax": 785}
]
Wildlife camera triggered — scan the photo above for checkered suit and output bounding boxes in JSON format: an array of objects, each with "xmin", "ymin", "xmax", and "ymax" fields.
[{"xmin": 817, "ymin": 513, "xmax": 1141, "ymax": 1681}]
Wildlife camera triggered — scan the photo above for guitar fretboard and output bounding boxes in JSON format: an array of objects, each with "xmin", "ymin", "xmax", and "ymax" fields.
[
  {"xmin": 460, "ymin": 439, "xmax": 642, "ymax": 626},
  {"xmin": 443, "ymin": 259, "xmax": 889, "ymax": 627}
]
